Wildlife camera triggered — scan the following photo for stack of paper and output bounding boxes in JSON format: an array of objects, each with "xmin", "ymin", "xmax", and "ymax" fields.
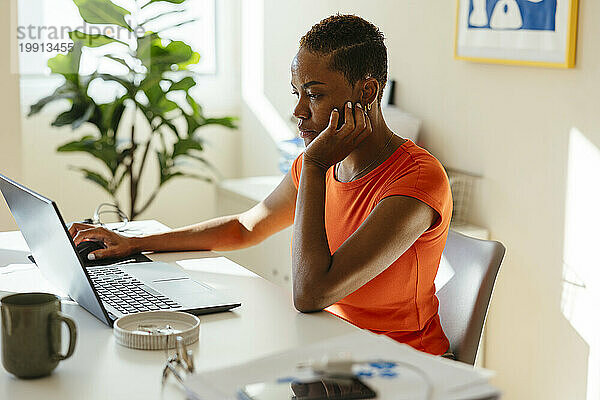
[{"xmin": 184, "ymin": 331, "xmax": 499, "ymax": 399}]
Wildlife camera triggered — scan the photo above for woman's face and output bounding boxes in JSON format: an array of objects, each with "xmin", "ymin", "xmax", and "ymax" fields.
[{"xmin": 291, "ymin": 48, "xmax": 361, "ymax": 145}]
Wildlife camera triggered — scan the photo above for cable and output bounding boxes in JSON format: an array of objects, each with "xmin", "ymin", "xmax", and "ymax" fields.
[{"xmin": 93, "ymin": 203, "xmax": 129, "ymax": 225}]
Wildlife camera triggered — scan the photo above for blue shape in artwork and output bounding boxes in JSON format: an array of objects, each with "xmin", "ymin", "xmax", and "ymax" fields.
[
  {"xmin": 380, "ymin": 371, "xmax": 398, "ymax": 378},
  {"xmin": 468, "ymin": 0, "xmax": 556, "ymax": 31}
]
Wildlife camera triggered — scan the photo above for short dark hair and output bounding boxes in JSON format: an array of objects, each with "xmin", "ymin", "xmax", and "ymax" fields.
[{"xmin": 299, "ymin": 14, "xmax": 388, "ymax": 103}]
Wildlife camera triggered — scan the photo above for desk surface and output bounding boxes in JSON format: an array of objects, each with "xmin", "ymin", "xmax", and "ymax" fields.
[
  {"xmin": 0, "ymin": 221, "xmax": 498, "ymax": 400},
  {"xmin": 0, "ymin": 221, "xmax": 358, "ymax": 399}
]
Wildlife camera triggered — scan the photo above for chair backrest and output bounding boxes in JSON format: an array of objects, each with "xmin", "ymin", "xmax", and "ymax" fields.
[{"xmin": 435, "ymin": 230, "xmax": 505, "ymax": 365}]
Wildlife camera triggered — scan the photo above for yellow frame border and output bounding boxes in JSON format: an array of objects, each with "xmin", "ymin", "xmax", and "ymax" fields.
[{"xmin": 454, "ymin": 0, "xmax": 579, "ymax": 69}]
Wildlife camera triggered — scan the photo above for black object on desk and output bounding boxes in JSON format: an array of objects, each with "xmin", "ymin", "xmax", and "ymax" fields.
[{"xmin": 28, "ymin": 252, "xmax": 152, "ymax": 268}]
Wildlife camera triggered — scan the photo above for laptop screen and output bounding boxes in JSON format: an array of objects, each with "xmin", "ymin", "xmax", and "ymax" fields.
[{"xmin": 0, "ymin": 174, "xmax": 111, "ymax": 325}]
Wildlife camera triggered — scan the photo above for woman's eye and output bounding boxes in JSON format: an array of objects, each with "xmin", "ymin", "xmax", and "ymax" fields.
[{"xmin": 308, "ymin": 93, "xmax": 321, "ymax": 100}]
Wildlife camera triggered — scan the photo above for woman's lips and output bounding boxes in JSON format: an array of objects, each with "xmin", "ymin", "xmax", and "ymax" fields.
[{"xmin": 299, "ymin": 130, "xmax": 317, "ymax": 139}]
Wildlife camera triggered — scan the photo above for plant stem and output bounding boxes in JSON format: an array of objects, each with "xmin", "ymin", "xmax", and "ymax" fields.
[
  {"xmin": 129, "ymin": 120, "xmax": 137, "ymax": 220},
  {"xmin": 131, "ymin": 136, "xmax": 153, "ymax": 217},
  {"xmin": 135, "ymin": 187, "xmax": 160, "ymax": 217}
]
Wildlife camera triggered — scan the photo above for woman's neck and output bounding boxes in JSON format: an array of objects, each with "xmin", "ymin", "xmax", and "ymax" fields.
[{"xmin": 336, "ymin": 106, "xmax": 405, "ymax": 182}]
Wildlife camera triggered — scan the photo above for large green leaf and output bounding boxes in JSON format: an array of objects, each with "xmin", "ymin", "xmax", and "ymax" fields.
[
  {"xmin": 58, "ymin": 135, "xmax": 121, "ymax": 174},
  {"xmin": 203, "ymin": 117, "xmax": 238, "ymax": 129},
  {"xmin": 181, "ymin": 95, "xmax": 204, "ymax": 136},
  {"xmin": 169, "ymin": 76, "xmax": 195, "ymax": 92},
  {"xmin": 73, "ymin": 0, "xmax": 133, "ymax": 31},
  {"xmin": 52, "ymin": 102, "xmax": 94, "ymax": 128},
  {"xmin": 104, "ymin": 55, "xmax": 132, "ymax": 71},
  {"xmin": 99, "ymin": 96, "xmax": 126, "ymax": 135},
  {"xmin": 176, "ymin": 173, "xmax": 211, "ymax": 183},
  {"xmin": 47, "ymin": 43, "xmax": 82, "ymax": 82},
  {"xmin": 160, "ymin": 41, "xmax": 196, "ymax": 66},
  {"xmin": 160, "ymin": 171, "xmax": 183, "ymax": 185},
  {"xmin": 156, "ymin": 18, "xmax": 198, "ymax": 34},
  {"xmin": 155, "ymin": 117, "xmax": 180, "ymax": 137},
  {"xmin": 72, "ymin": 103, "xmax": 96, "ymax": 129},
  {"xmin": 96, "ymin": 73, "xmax": 135, "ymax": 94},
  {"xmin": 186, "ymin": 94, "xmax": 203, "ymax": 116},
  {"xmin": 140, "ymin": 9, "xmax": 185, "ymax": 26},
  {"xmin": 71, "ymin": 167, "xmax": 113, "ymax": 194},
  {"xmin": 144, "ymin": 85, "xmax": 178, "ymax": 115},
  {"xmin": 69, "ymin": 31, "xmax": 127, "ymax": 48},
  {"xmin": 172, "ymin": 137, "xmax": 204, "ymax": 158},
  {"xmin": 136, "ymin": 33, "xmax": 161, "ymax": 70},
  {"xmin": 183, "ymin": 113, "xmax": 200, "ymax": 137},
  {"xmin": 142, "ymin": 0, "xmax": 185, "ymax": 9},
  {"xmin": 176, "ymin": 51, "xmax": 200, "ymax": 70},
  {"xmin": 139, "ymin": 73, "xmax": 164, "ymax": 92},
  {"xmin": 28, "ymin": 81, "xmax": 80, "ymax": 116},
  {"xmin": 138, "ymin": 36, "xmax": 196, "ymax": 73}
]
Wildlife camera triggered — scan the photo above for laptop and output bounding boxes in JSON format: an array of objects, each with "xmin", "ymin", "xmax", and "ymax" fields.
[{"xmin": 0, "ymin": 174, "xmax": 241, "ymax": 326}]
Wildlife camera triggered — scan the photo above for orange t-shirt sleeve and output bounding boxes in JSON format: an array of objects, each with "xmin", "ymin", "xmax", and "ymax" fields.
[
  {"xmin": 376, "ymin": 157, "xmax": 452, "ymax": 235},
  {"xmin": 290, "ymin": 153, "xmax": 304, "ymax": 190}
]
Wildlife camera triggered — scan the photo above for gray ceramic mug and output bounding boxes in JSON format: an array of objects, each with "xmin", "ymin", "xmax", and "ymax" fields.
[{"xmin": 1, "ymin": 292, "xmax": 77, "ymax": 378}]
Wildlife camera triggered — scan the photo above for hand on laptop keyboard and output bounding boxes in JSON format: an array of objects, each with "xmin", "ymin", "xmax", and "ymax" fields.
[{"xmin": 69, "ymin": 223, "xmax": 136, "ymax": 260}]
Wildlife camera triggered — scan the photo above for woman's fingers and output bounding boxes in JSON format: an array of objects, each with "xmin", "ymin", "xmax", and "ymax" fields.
[
  {"xmin": 73, "ymin": 227, "xmax": 109, "ymax": 245},
  {"xmin": 87, "ymin": 247, "xmax": 113, "ymax": 261},
  {"xmin": 340, "ymin": 101, "xmax": 355, "ymax": 135},
  {"xmin": 68, "ymin": 222, "xmax": 95, "ymax": 238},
  {"xmin": 327, "ymin": 108, "xmax": 340, "ymax": 132},
  {"xmin": 72, "ymin": 227, "xmax": 131, "ymax": 260}
]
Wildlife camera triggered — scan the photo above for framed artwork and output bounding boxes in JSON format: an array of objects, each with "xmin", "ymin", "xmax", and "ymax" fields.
[{"xmin": 454, "ymin": 0, "xmax": 579, "ymax": 68}]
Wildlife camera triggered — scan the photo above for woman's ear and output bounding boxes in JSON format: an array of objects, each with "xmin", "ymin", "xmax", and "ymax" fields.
[{"xmin": 360, "ymin": 78, "xmax": 379, "ymax": 108}]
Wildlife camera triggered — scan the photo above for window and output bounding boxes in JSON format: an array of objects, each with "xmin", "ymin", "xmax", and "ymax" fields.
[{"xmin": 16, "ymin": 0, "xmax": 216, "ymax": 106}]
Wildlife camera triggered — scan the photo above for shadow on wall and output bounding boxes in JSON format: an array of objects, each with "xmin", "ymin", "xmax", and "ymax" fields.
[{"xmin": 562, "ymin": 127, "xmax": 600, "ymax": 400}]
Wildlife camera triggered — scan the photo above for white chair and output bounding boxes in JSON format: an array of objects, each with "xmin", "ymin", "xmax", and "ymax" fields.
[{"xmin": 436, "ymin": 230, "xmax": 506, "ymax": 365}]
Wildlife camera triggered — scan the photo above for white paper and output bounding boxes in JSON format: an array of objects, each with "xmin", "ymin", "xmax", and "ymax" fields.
[{"xmin": 184, "ymin": 331, "xmax": 498, "ymax": 400}]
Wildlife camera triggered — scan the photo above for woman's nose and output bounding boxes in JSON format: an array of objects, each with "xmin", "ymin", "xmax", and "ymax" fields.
[{"xmin": 293, "ymin": 100, "xmax": 310, "ymax": 120}]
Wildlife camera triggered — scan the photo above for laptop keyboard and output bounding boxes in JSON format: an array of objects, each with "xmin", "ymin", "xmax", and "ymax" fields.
[{"xmin": 88, "ymin": 267, "xmax": 181, "ymax": 315}]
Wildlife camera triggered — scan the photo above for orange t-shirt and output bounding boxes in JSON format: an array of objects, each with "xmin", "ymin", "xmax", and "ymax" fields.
[{"xmin": 290, "ymin": 140, "xmax": 452, "ymax": 355}]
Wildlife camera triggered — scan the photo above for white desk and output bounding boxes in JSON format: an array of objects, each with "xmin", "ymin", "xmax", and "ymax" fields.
[
  {"xmin": 0, "ymin": 221, "xmax": 498, "ymax": 399},
  {"xmin": 0, "ymin": 221, "xmax": 359, "ymax": 399}
]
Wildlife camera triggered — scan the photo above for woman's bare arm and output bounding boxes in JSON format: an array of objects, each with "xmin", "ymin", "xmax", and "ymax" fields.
[
  {"xmin": 70, "ymin": 173, "xmax": 297, "ymax": 259},
  {"xmin": 292, "ymin": 164, "xmax": 437, "ymax": 312},
  {"xmin": 292, "ymin": 104, "xmax": 437, "ymax": 312}
]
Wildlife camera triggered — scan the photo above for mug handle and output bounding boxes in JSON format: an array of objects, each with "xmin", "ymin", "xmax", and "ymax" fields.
[{"xmin": 52, "ymin": 311, "xmax": 77, "ymax": 361}]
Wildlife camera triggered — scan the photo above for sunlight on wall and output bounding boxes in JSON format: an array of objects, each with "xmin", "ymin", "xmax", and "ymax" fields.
[
  {"xmin": 562, "ymin": 127, "xmax": 600, "ymax": 400},
  {"xmin": 241, "ymin": 0, "xmax": 294, "ymax": 143}
]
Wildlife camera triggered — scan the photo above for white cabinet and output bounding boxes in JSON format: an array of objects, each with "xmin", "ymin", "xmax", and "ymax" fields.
[
  {"xmin": 451, "ymin": 224, "xmax": 489, "ymax": 240},
  {"xmin": 217, "ymin": 176, "xmax": 293, "ymax": 289}
]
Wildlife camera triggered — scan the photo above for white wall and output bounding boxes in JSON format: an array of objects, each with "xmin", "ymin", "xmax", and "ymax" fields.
[
  {"xmin": 240, "ymin": 1, "xmax": 600, "ymax": 399},
  {"xmin": 0, "ymin": 2, "xmax": 23, "ymax": 230},
  {"xmin": 7, "ymin": 0, "xmax": 241, "ymax": 230}
]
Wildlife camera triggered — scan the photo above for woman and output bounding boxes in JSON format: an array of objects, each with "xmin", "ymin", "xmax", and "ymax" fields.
[{"xmin": 70, "ymin": 15, "xmax": 452, "ymax": 355}]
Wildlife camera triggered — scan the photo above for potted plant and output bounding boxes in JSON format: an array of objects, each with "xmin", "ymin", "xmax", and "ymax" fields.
[{"xmin": 28, "ymin": 0, "xmax": 236, "ymax": 220}]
